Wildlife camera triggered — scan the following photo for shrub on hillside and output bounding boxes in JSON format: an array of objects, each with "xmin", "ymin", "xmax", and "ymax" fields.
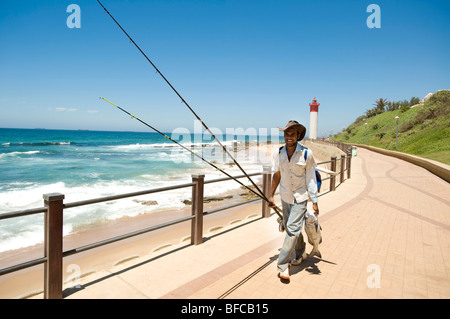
[
  {"xmin": 400, "ymin": 90, "xmax": 450, "ymax": 132},
  {"xmin": 424, "ymin": 90, "xmax": 450, "ymax": 117}
]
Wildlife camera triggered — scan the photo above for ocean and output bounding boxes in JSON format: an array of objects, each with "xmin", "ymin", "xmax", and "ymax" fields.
[{"xmin": 0, "ymin": 128, "xmax": 279, "ymax": 253}]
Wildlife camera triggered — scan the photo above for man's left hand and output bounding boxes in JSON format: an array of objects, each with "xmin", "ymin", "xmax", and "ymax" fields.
[{"xmin": 312, "ymin": 202, "xmax": 319, "ymax": 216}]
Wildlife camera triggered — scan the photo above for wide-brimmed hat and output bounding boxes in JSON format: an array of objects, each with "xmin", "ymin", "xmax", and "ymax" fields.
[{"xmin": 279, "ymin": 120, "xmax": 306, "ymax": 141}]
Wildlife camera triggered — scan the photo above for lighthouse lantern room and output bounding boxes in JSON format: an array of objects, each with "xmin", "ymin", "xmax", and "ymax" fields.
[{"xmin": 309, "ymin": 98, "xmax": 320, "ymax": 139}]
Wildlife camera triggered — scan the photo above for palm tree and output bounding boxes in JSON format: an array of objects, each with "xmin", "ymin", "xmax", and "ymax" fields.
[
  {"xmin": 410, "ymin": 97, "xmax": 420, "ymax": 106},
  {"xmin": 373, "ymin": 98, "xmax": 388, "ymax": 114}
]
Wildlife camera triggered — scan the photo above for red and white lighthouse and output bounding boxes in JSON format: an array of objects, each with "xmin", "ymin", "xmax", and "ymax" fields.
[{"xmin": 309, "ymin": 98, "xmax": 320, "ymax": 139}]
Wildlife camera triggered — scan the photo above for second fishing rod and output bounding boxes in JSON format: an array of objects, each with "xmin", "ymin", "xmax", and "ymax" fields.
[
  {"xmin": 96, "ymin": 0, "xmax": 269, "ymax": 204},
  {"xmin": 100, "ymin": 97, "xmax": 283, "ymax": 219}
]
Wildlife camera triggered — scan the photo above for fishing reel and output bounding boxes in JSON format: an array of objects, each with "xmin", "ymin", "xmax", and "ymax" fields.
[{"xmin": 277, "ymin": 217, "xmax": 285, "ymax": 232}]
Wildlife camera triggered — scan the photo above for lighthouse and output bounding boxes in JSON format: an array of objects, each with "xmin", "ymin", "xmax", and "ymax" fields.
[{"xmin": 309, "ymin": 98, "xmax": 320, "ymax": 139}]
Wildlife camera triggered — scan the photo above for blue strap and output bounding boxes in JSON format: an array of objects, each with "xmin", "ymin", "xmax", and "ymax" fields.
[{"xmin": 279, "ymin": 145, "xmax": 308, "ymax": 161}]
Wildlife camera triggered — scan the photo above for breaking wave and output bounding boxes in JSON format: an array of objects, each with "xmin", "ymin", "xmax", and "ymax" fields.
[
  {"xmin": 1, "ymin": 141, "xmax": 72, "ymax": 147},
  {"xmin": 0, "ymin": 151, "xmax": 41, "ymax": 159}
]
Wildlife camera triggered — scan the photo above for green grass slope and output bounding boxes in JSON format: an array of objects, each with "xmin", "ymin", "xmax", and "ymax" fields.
[{"xmin": 331, "ymin": 90, "xmax": 450, "ymax": 165}]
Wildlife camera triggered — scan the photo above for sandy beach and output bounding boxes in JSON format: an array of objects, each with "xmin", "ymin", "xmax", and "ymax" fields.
[{"xmin": 0, "ymin": 141, "xmax": 345, "ymax": 299}]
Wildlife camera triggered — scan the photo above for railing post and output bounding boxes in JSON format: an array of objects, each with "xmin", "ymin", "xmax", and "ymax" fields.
[
  {"xmin": 191, "ymin": 174, "xmax": 204, "ymax": 245},
  {"xmin": 223, "ymin": 145, "xmax": 227, "ymax": 163},
  {"xmin": 262, "ymin": 166, "xmax": 272, "ymax": 218},
  {"xmin": 347, "ymin": 151, "xmax": 352, "ymax": 179},
  {"xmin": 330, "ymin": 156, "xmax": 337, "ymax": 191},
  {"xmin": 43, "ymin": 193, "xmax": 64, "ymax": 299},
  {"xmin": 340, "ymin": 154, "xmax": 345, "ymax": 183}
]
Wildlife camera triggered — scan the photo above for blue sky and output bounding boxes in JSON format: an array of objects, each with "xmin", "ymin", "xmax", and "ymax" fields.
[{"xmin": 0, "ymin": 0, "xmax": 449, "ymax": 137}]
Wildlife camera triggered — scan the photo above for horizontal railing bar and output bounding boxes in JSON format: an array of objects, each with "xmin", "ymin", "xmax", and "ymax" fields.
[
  {"xmin": 204, "ymin": 197, "xmax": 262, "ymax": 216},
  {"xmin": 318, "ymin": 189, "xmax": 331, "ymax": 198},
  {"xmin": 204, "ymin": 172, "xmax": 262, "ymax": 185},
  {"xmin": 0, "ymin": 207, "xmax": 47, "ymax": 221},
  {"xmin": 0, "ymin": 172, "xmax": 267, "ymax": 218},
  {"xmin": 0, "ymin": 257, "xmax": 47, "ymax": 276},
  {"xmin": 63, "ymin": 215, "xmax": 195, "ymax": 257},
  {"xmin": 64, "ymin": 182, "xmax": 196, "ymax": 209}
]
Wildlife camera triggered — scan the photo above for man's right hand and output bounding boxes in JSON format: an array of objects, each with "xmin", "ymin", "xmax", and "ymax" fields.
[{"xmin": 268, "ymin": 196, "xmax": 275, "ymax": 208}]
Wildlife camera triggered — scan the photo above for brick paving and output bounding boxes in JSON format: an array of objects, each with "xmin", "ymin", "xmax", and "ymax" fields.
[{"xmin": 65, "ymin": 148, "xmax": 450, "ymax": 299}]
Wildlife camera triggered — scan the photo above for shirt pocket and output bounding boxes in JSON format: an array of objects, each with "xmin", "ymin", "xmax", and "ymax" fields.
[
  {"xmin": 279, "ymin": 155, "xmax": 288, "ymax": 167},
  {"xmin": 292, "ymin": 157, "xmax": 306, "ymax": 176}
]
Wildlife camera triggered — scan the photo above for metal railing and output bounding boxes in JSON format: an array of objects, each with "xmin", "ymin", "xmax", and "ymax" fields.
[{"xmin": 0, "ymin": 144, "xmax": 353, "ymax": 299}]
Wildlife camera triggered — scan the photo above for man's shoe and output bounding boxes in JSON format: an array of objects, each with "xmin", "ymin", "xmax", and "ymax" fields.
[
  {"xmin": 279, "ymin": 265, "xmax": 290, "ymax": 280},
  {"xmin": 291, "ymin": 250, "xmax": 307, "ymax": 266}
]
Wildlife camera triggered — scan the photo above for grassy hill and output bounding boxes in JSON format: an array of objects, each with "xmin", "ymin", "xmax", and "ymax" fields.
[{"xmin": 331, "ymin": 90, "xmax": 450, "ymax": 165}]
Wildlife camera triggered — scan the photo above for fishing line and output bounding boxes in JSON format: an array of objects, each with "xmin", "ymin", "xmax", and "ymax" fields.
[
  {"xmin": 96, "ymin": 0, "xmax": 269, "ymax": 203},
  {"xmin": 100, "ymin": 97, "xmax": 283, "ymax": 219}
]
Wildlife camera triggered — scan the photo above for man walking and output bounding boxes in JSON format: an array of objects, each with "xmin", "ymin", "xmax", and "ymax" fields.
[{"xmin": 269, "ymin": 120, "xmax": 319, "ymax": 281}]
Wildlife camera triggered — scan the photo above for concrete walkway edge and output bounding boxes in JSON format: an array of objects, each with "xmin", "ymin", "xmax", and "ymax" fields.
[{"xmin": 351, "ymin": 143, "xmax": 450, "ymax": 182}]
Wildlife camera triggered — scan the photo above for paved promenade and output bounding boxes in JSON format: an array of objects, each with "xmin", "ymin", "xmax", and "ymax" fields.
[{"xmin": 65, "ymin": 148, "xmax": 450, "ymax": 299}]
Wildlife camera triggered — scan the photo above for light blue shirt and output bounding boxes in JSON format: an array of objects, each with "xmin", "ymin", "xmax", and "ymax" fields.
[{"xmin": 272, "ymin": 143, "xmax": 318, "ymax": 204}]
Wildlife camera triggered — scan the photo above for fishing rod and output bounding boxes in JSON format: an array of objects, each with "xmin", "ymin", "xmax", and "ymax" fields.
[
  {"xmin": 96, "ymin": 0, "xmax": 269, "ymax": 203},
  {"xmin": 100, "ymin": 97, "xmax": 283, "ymax": 219}
]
